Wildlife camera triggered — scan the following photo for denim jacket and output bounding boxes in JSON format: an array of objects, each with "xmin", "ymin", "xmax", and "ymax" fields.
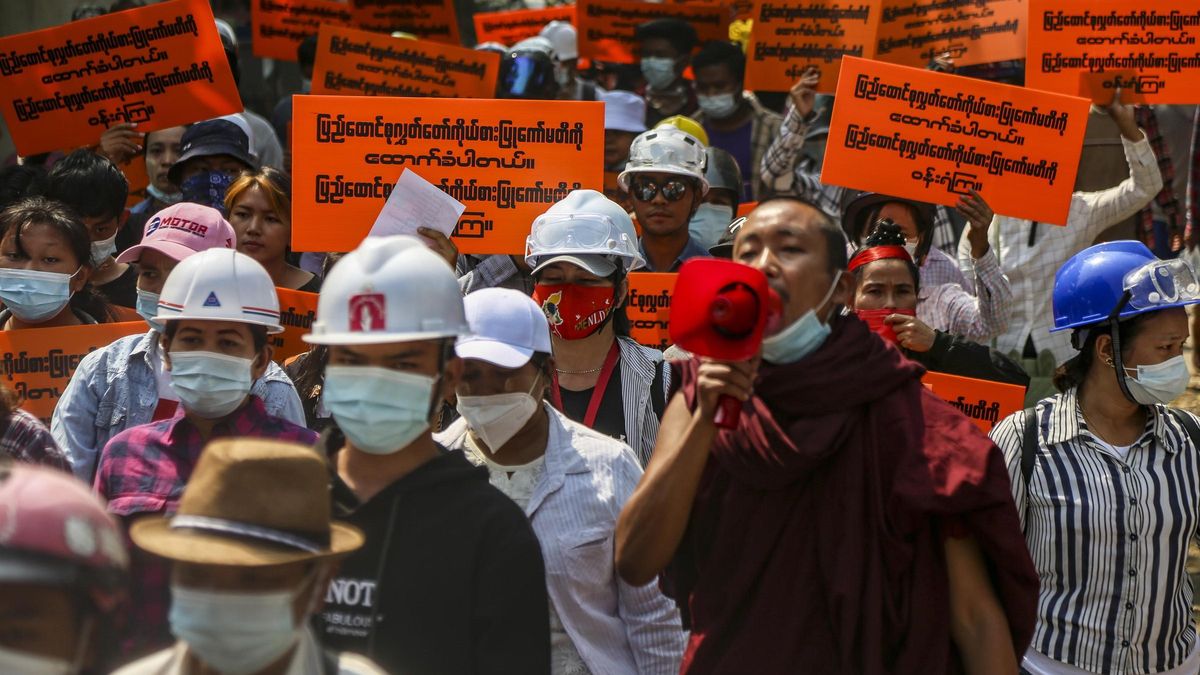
[{"xmin": 52, "ymin": 329, "xmax": 306, "ymax": 483}]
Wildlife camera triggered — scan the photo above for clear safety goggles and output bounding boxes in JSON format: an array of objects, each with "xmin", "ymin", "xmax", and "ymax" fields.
[
  {"xmin": 1123, "ymin": 258, "xmax": 1200, "ymax": 311},
  {"xmin": 528, "ymin": 213, "xmax": 632, "ymax": 252}
]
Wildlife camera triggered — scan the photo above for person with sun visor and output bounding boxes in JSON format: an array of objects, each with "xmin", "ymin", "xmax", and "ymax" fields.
[
  {"xmin": 526, "ymin": 189, "xmax": 670, "ymax": 467},
  {"xmin": 990, "ymin": 241, "xmax": 1200, "ymax": 675},
  {"xmin": 619, "ymin": 126, "xmax": 712, "ymax": 273}
]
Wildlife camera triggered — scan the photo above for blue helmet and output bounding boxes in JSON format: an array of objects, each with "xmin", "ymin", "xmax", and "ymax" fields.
[{"xmin": 1053, "ymin": 241, "xmax": 1200, "ymax": 336}]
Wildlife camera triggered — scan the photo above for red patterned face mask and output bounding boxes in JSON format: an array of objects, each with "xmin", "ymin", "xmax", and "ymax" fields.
[
  {"xmin": 854, "ymin": 307, "xmax": 916, "ymax": 345},
  {"xmin": 533, "ymin": 283, "xmax": 615, "ymax": 340}
]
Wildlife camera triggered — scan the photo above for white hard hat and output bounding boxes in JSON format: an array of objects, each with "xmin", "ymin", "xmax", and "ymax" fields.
[
  {"xmin": 526, "ymin": 189, "xmax": 645, "ymax": 274},
  {"xmin": 618, "ymin": 127, "xmax": 709, "ymax": 194},
  {"xmin": 154, "ymin": 248, "xmax": 284, "ymax": 333},
  {"xmin": 539, "ymin": 21, "xmax": 577, "ymax": 61},
  {"xmin": 304, "ymin": 235, "xmax": 468, "ymax": 346}
]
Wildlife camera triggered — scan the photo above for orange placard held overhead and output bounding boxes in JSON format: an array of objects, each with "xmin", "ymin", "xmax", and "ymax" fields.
[
  {"xmin": 474, "ymin": 6, "xmax": 576, "ymax": 48},
  {"xmin": 1026, "ymin": 0, "xmax": 1200, "ymax": 104},
  {"xmin": 0, "ymin": 322, "xmax": 147, "ymax": 423},
  {"xmin": 576, "ymin": 0, "xmax": 731, "ymax": 64},
  {"xmin": 626, "ymin": 273, "xmax": 677, "ymax": 351},
  {"xmin": 821, "ymin": 56, "xmax": 1090, "ymax": 225},
  {"xmin": 291, "ymin": 95, "xmax": 604, "ymax": 255},
  {"xmin": 745, "ymin": 1, "xmax": 883, "ymax": 93},
  {"xmin": 0, "ymin": 0, "xmax": 243, "ymax": 157},
  {"xmin": 922, "ymin": 370, "xmax": 1026, "ymax": 432},
  {"xmin": 272, "ymin": 288, "xmax": 320, "ymax": 364},
  {"xmin": 351, "ymin": 0, "xmax": 460, "ymax": 45},
  {"xmin": 251, "ymin": 0, "xmax": 354, "ymax": 61},
  {"xmin": 312, "ymin": 25, "xmax": 499, "ymax": 98},
  {"xmin": 876, "ymin": 0, "xmax": 1025, "ymax": 69}
]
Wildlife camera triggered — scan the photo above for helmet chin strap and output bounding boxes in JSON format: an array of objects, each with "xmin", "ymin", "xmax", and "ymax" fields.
[{"xmin": 1107, "ymin": 290, "xmax": 1138, "ymax": 405}]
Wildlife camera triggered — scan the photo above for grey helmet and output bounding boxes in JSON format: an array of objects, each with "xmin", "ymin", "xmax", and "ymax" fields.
[{"xmin": 704, "ymin": 147, "xmax": 743, "ymax": 198}]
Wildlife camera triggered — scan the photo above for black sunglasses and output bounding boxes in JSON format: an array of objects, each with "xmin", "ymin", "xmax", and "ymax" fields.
[{"xmin": 630, "ymin": 176, "xmax": 691, "ymax": 203}]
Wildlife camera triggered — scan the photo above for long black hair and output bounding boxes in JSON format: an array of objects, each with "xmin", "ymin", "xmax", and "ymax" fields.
[
  {"xmin": 860, "ymin": 201, "xmax": 933, "ymax": 264},
  {"xmin": 1054, "ymin": 316, "xmax": 1150, "ymax": 392}
]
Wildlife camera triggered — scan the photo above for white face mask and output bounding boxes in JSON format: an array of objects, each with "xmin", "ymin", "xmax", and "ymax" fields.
[
  {"xmin": 90, "ymin": 232, "xmax": 118, "ymax": 267},
  {"xmin": 456, "ymin": 378, "xmax": 542, "ymax": 452},
  {"xmin": 168, "ymin": 351, "xmax": 254, "ymax": 418},
  {"xmin": 0, "ymin": 644, "xmax": 74, "ymax": 675},
  {"xmin": 323, "ymin": 365, "xmax": 437, "ymax": 455},
  {"xmin": 688, "ymin": 203, "xmax": 734, "ymax": 251},
  {"xmin": 553, "ymin": 63, "xmax": 573, "ymax": 87},
  {"xmin": 697, "ymin": 92, "xmax": 739, "ymax": 119},
  {"xmin": 640, "ymin": 56, "xmax": 677, "ymax": 89},
  {"xmin": 1123, "ymin": 354, "xmax": 1191, "ymax": 405},
  {"xmin": 169, "ymin": 582, "xmax": 310, "ymax": 675}
]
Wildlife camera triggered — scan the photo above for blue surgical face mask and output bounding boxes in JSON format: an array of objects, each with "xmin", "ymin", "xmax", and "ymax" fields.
[
  {"xmin": 760, "ymin": 271, "xmax": 842, "ymax": 364},
  {"xmin": 640, "ymin": 56, "xmax": 677, "ymax": 89},
  {"xmin": 169, "ymin": 582, "xmax": 307, "ymax": 675},
  {"xmin": 0, "ymin": 267, "xmax": 77, "ymax": 323},
  {"xmin": 688, "ymin": 203, "xmax": 734, "ymax": 251},
  {"xmin": 697, "ymin": 92, "xmax": 739, "ymax": 119},
  {"xmin": 323, "ymin": 365, "xmax": 437, "ymax": 455},
  {"xmin": 146, "ymin": 183, "xmax": 183, "ymax": 206},
  {"xmin": 1124, "ymin": 354, "xmax": 1191, "ymax": 405},
  {"xmin": 181, "ymin": 170, "xmax": 236, "ymax": 213},
  {"xmin": 168, "ymin": 350, "xmax": 253, "ymax": 418},
  {"xmin": 136, "ymin": 289, "xmax": 163, "ymax": 330}
]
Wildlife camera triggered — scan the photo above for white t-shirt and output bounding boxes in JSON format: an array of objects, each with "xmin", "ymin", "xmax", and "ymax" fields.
[{"xmin": 1092, "ymin": 435, "xmax": 1133, "ymax": 462}]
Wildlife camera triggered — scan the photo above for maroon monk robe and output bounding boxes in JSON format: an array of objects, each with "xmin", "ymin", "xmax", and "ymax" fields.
[{"xmin": 663, "ymin": 314, "xmax": 1037, "ymax": 674}]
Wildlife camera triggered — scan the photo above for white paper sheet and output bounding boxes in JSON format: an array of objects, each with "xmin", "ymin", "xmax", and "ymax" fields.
[{"xmin": 367, "ymin": 168, "xmax": 466, "ymax": 241}]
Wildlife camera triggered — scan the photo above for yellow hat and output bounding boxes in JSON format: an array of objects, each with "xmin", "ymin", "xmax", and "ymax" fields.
[{"xmin": 655, "ymin": 115, "xmax": 709, "ymax": 146}]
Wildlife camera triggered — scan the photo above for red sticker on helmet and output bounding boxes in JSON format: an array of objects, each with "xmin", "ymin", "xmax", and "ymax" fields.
[{"xmin": 348, "ymin": 293, "xmax": 386, "ymax": 332}]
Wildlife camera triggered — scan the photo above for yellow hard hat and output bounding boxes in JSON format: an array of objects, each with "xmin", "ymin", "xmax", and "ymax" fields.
[{"xmin": 655, "ymin": 115, "xmax": 709, "ymax": 146}]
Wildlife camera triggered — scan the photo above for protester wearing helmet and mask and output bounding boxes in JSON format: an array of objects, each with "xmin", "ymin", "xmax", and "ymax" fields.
[
  {"xmin": 115, "ymin": 439, "xmax": 385, "ymax": 675},
  {"xmin": 437, "ymin": 288, "xmax": 685, "ymax": 674},
  {"xmin": 634, "ymin": 18, "xmax": 699, "ymax": 127},
  {"xmin": 688, "ymin": 146, "xmax": 741, "ymax": 252},
  {"xmin": 527, "ymin": 190, "xmax": 671, "ymax": 466},
  {"xmin": 169, "ymin": 118, "xmax": 258, "ymax": 213},
  {"xmin": 93, "ymin": 247, "xmax": 317, "ymax": 659},
  {"xmin": 620, "ymin": 127, "xmax": 712, "ymax": 273},
  {"xmin": 992, "ymin": 242, "xmax": 1200, "ymax": 675},
  {"xmin": 0, "ymin": 462, "xmax": 128, "ymax": 675},
  {"xmin": 499, "ymin": 37, "xmax": 560, "ymax": 101},
  {"xmin": 53, "ymin": 203, "xmax": 306, "ymax": 487},
  {"xmin": 540, "ymin": 21, "xmax": 599, "ymax": 101},
  {"xmin": 617, "ymin": 196, "xmax": 1038, "ymax": 674},
  {"xmin": 307, "ymin": 236, "xmax": 549, "ymax": 675}
]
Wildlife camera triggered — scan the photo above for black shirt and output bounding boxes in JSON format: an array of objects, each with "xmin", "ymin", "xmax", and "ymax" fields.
[
  {"xmin": 559, "ymin": 368, "xmax": 626, "ymax": 444},
  {"xmin": 96, "ymin": 264, "xmax": 139, "ymax": 309}
]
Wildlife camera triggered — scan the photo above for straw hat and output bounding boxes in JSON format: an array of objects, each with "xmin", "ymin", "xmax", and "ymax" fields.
[{"xmin": 130, "ymin": 439, "xmax": 363, "ymax": 566}]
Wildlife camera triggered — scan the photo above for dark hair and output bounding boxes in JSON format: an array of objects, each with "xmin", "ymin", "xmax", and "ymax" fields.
[
  {"xmin": 0, "ymin": 197, "xmax": 115, "ymax": 323},
  {"xmin": 752, "ymin": 196, "xmax": 848, "ymax": 273},
  {"xmin": 298, "ymin": 35, "xmax": 318, "ymax": 69},
  {"xmin": 860, "ymin": 201, "xmax": 932, "ymax": 262},
  {"xmin": 42, "ymin": 149, "xmax": 128, "ymax": 221},
  {"xmin": 108, "ymin": 0, "xmax": 145, "ymax": 11},
  {"xmin": 692, "ymin": 41, "xmax": 745, "ymax": 83},
  {"xmin": 162, "ymin": 320, "xmax": 270, "ymax": 353},
  {"xmin": 1053, "ymin": 316, "xmax": 1150, "ymax": 392},
  {"xmin": 142, "ymin": 124, "xmax": 189, "ymax": 157},
  {"xmin": 0, "ymin": 165, "xmax": 47, "ymax": 211},
  {"xmin": 851, "ymin": 219, "xmax": 921, "ymax": 295},
  {"xmin": 635, "ymin": 19, "xmax": 698, "ymax": 56}
]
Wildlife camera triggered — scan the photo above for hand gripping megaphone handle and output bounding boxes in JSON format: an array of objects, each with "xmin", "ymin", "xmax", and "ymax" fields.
[{"xmin": 713, "ymin": 395, "xmax": 741, "ymax": 429}]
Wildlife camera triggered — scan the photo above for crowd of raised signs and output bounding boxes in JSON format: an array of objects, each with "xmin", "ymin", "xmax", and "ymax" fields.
[{"xmin": 6, "ymin": 1, "xmax": 1200, "ymax": 675}]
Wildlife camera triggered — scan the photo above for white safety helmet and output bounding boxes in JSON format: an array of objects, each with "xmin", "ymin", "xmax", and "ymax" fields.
[
  {"xmin": 305, "ymin": 235, "xmax": 469, "ymax": 346},
  {"xmin": 539, "ymin": 21, "xmax": 577, "ymax": 61},
  {"xmin": 617, "ymin": 127, "xmax": 709, "ymax": 195},
  {"xmin": 525, "ymin": 189, "xmax": 645, "ymax": 274},
  {"xmin": 154, "ymin": 248, "xmax": 284, "ymax": 333}
]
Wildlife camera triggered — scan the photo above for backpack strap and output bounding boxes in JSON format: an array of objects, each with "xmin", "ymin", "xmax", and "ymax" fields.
[
  {"xmin": 1021, "ymin": 406, "xmax": 1039, "ymax": 487},
  {"xmin": 1169, "ymin": 408, "xmax": 1200, "ymax": 448}
]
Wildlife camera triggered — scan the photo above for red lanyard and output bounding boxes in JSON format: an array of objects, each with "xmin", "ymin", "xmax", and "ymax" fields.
[{"xmin": 551, "ymin": 342, "xmax": 621, "ymax": 428}]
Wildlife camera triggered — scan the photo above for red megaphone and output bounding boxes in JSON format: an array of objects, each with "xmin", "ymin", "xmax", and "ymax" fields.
[{"xmin": 669, "ymin": 259, "xmax": 781, "ymax": 429}]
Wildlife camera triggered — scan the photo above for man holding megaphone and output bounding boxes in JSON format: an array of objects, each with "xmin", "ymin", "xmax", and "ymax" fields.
[{"xmin": 615, "ymin": 198, "xmax": 1039, "ymax": 674}]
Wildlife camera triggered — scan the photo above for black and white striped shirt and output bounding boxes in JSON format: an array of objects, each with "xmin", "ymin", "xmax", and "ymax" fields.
[{"xmin": 991, "ymin": 388, "xmax": 1200, "ymax": 674}]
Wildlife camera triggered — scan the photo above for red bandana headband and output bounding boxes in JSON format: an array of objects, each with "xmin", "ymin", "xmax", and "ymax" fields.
[{"xmin": 847, "ymin": 245, "xmax": 912, "ymax": 273}]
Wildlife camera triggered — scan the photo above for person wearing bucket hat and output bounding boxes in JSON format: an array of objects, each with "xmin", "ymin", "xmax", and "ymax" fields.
[
  {"xmin": 620, "ymin": 127, "xmax": 712, "ymax": 273},
  {"xmin": 526, "ymin": 190, "xmax": 671, "ymax": 467},
  {"xmin": 92, "ymin": 248, "xmax": 316, "ymax": 660},
  {"xmin": 990, "ymin": 242, "xmax": 1200, "ymax": 675},
  {"xmin": 168, "ymin": 118, "xmax": 258, "ymax": 213},
  {"xmin": 53, "ymin": 202, "xmax": 305, "ymax": 487},
  {"xmin": 305, "ymin": 236, "xmax": 549, "ymax": 675},
  {"xmin": 115, "ymin": 438, "xmax": 385, "ymax": 675},
  {"xmin": 688, "ymin": 146, "xmax": 742, "ymax": 251},
  {"xmin": 602, "ymin": 90, "xmax": 647, "ymax": 172},
  {"xmin": 0, "ymin": 461, "xmax": 128, "ymax": 674},
  {"xmin": 437, "ymin": 287, "xmax": 685, "ymax": 673}
]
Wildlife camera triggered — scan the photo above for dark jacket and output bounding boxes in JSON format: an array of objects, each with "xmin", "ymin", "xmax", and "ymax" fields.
[
  {"xmin": 316, "ymin": 435, "xmax": 551, "ymax": 675},
  {"xmin": 909, "ymin": 330, "xmax": 1030, "ymax": 387}
]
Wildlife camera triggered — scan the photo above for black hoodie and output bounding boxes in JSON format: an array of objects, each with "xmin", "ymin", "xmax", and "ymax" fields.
[{"xmin": 316, "ymin": 435, "xmax": 550, "ymax": 675}]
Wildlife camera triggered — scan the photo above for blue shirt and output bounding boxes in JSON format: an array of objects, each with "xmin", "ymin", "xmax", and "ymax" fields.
[{"xmin": 638, "ymin": 236, "xmax": 711, "ymax": 272}]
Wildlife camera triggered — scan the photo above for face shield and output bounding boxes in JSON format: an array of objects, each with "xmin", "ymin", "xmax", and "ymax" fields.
[{"xmin": 500, "ymin": 53, "xmax": 556, "ymax": 100}]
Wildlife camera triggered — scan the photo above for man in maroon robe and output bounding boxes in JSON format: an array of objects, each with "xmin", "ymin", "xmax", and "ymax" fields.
[{"xmin": 616, "ymin": 197, "xmax": 1038, "ymax": 674}]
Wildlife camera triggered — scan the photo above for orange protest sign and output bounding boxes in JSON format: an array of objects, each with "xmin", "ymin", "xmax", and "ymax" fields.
[
  {"xmin": 922, "ymin": 370, "xmax": 1025, "ymax": 432},
  {"xmin": 1026, "ymin": 1, "xmax": 1200, "ymax": 104},
  {"xmin": 291, "ymin": 95, "xmax": 604, "ymax": 255},
  {"xmin": 312, "ymin": 24, "xmax": 499, "ymax": 98},
  {"xmin": 0, "ymin": 0, "xmax": 242, "ymax": 157},
  {"xmin": 626, "ymin": 273, "xmax": 677, "ymax": 351},
  {"xmin": 821, "ymin": 56, "xmax": 1090, "ymax": 225},
  {"xmin": 736, "ymin": 201, "xmax": 757, "ymax": 217},
  {"xmin": 875, "ymin": 0, "xmax": 1025, "ymax": 69},
  {"xmin": 351, "ymin": 0, "xmax": 460, "ymax": 45},
  {"xmin": 0, "ymin": 321, "xmax": 147, "ymax": 423},
  {"xmin": 251, "ymin": 0, "xmax": 354, "ymax": 61},
  {"xmin": 745, "ymin": 1, "xmax": 883, "ymax": 93},
  {"xmin": 576, "ymin": 0, "xmax": 731, "ymax": 64},
  {"xmin": 474, "ymin": 6, "xmax": 576, "ymax": 47},
  {"xmin": 272, "ymin": 287, "xmax": 320, "ymax": 364}
]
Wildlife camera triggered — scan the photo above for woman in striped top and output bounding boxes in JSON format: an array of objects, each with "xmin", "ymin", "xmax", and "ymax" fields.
[{"xmin": 991, "ymin": 241, "xmax": 1200, "ymax": 674}]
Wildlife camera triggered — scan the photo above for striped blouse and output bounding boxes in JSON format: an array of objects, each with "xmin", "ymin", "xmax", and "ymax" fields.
[{"xmin": 991, "ymin": 388, "xmax": 1200, "ymax": 674}]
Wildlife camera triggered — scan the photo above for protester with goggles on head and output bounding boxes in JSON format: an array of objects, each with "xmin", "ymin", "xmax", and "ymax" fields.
[
  {"xmin": 527, "ymin": 189, "xmax": 670, "ymax": 467},
  {"xmin": 991, "ymin": 241, "xmax": 1200, "ymax": 675},
  {"xmin": 620, "ymin": 127, "xmax": 713, "ymax": 273}
]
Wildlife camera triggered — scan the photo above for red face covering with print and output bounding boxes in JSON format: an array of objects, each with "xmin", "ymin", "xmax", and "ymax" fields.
[
  {"xmin": 533, "ymin": 283, "xmax": 614, "ymax": 340},
  {"xmin": 854, "ymin": 308, "xmax": 916, "ymax": 345}
]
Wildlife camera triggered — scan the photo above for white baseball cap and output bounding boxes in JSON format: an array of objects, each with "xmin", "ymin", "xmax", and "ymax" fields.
[
  {"xmin": 601, "ymin": 90, "xmax": 647, "ymax": 134},
  {"xmin": 456, "ymin": 289, "xmax": 552, "ymax": 369}
]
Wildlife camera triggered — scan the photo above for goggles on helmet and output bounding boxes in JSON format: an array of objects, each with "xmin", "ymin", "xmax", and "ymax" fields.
[
  {"xmin": 1123, "ymin": 258, "xmax": 1200, "ymax": 312},
  {"xmin": 526, "ymin": 212, "xmax": 641, "ymax": 267}
]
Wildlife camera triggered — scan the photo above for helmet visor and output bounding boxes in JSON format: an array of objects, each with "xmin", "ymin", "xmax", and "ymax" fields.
[
  {"xmin": 1124, "ymin": 258, "xmax": 1200, "ymax": 311},
  {"xmin": 502, "ymin": 54, "xmax": 553, "ymax": 99}
]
